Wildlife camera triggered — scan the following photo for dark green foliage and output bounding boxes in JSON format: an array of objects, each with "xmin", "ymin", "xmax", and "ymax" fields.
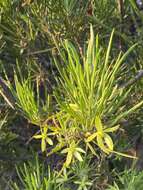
[{"xmin": 107, "ymin": 169, "xmax": 143, "ymax": 190}]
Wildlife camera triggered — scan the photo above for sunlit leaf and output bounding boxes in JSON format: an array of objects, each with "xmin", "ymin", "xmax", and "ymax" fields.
[
  {"xmin": 104, "ymin": 133, "xmax": 114, "ymax": 150},
  {"xmin": 112, "ymin": 150, "xmax": 138, "ymax": 159},
  {"xmin": 46, "ymin": 137, "xmax": 53, "ymax": 146},
  {"xmin": 104, "ymin": 125, "xmax": 120, "ymax": 133},
  {"xmin": 75, "ymin": 147, "xmax": 86, "ymax": 154},
  {"xmin": 95, "ymin": 116, "xmax": 103, "ymax": 132},
  {"xmin": 86, "ymin": 142, "xmax": 98, "ymax": 157},
  {"xmin": 97, "ymin": 135, "xmax": 109, "ymax": 154},
  {"xmin": 47, "ymin": 142, "xmax": 65, "ymax": 156},
  {"xmin": 33, "ymin": 135, "xmax": 42, "ymax": 139},
  {"xmin": 74, "ymin": 151, "xmax": 83, "ymax": 162},
  {"xmin": 41, "ymin": 139, "xmax": 46, "ymax": 152},
  {"xmin": 65, "ymin": 150, "xmax": 73, "ymax": 167},
  {"xmin": 61, "ymin": 148, "xmax": 69, "ymax": 154},
  {"xmin": 86, "ymin": 132, "xmax": 98, "ymax": 142},
  {"xmin": 69, "ymin": 103, "xmax": 79, "ymax": 111}
]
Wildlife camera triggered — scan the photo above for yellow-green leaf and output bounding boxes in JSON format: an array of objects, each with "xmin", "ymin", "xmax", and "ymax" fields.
[
  {"xmin": 86, "ymin": 132, "xmax": 98, "ymax": 142},
  {"xmin": 47, "ymin": 142, "xmax": 65, "ymax": 156},
  {"xmin": 95, "ymin": 116, "xmax": 103, "ymax": 132},
  {"xmin": 65, "ymin": 151, "xmax": 73, "ymax": 167},
  {"xmin": 97, "ymin": 135, "xmax": 109, "ymax": 154},
  {"xmin": 86, "ymin": 142, "xmax": 98, "ymax": 157},
  {"xmin": 112, "ymin": 150, "xmax": 138, "ymax": 159},
  {"xmin": 69, "ymin": 103, "xmax": 78, "ymax": 111},
  {"xmin": 41, "ymin": 139, "xmax": 46, "ymax": 152},
  {"xmin": 74, "ymin": 151, "xmax": 83, "ymax": 162},
  {"xmin": 43, "ymin": 126, "xmax": 48, "ymax": 134},
  {"xmin": 61, "ymin": 148, "xmax": 69, "ymax": 154},
  {"xmin": 46, "ymin": 137, "xmax": 53, "ymax": 145},
  {"xmin": 48, "ymin": 125, "xmax": 60, "ymax": 133},
  {"xmin": 75, "ymin": 147, "xmax": 86, "ymax": 154},
  {"xmin": 33, "ymin": 135, "xmax": 42, "ymax": 139},
  {"xmin": 104, "ymin": 125, "xmax": 120, "ymax": 133},
  {"xmin": 104, "ymin": 134, "xmax": 114, "ymax": 150}
]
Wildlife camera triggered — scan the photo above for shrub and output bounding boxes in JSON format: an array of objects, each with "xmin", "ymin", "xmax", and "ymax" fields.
[{"xmin": 107, "ymin": 169, "xmax": 143, "ymax": 190}]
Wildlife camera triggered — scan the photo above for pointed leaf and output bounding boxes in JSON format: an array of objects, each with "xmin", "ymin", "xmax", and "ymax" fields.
[
  {"xmin": 104, "ymin": 125, "xmax": 120, "ymax": 133},
  {"xmin": 61, "ymin": 148, "xmax": 69, "ymax": 154},
  {"xmin": 104, "ymin": 133, "xmax": 114, "ymax": 150},
  {"xmin": 33, "ymin": 135, "xmax": 42, "ymax": 139},
  {"xmin": 86, "ymin": 142, "xmax": 98, "ymax": 157},
  {"xmin": 74, "ymin": 151, "xmax": 83, "ymax": 162},
  {"xmin": 46, "ymin": 137, "xmax": 53, "ymax": 145},
  {"xmin": 112, "ymin": 150, "xmax": 138, "ymax": 159},
  {"xmin": 43, "ymin": 126, "xmax": 48, "ymax": 134},
  {"xmin": 41, "ymin": 139, "xmax": 46, "ymax": 152},
  {"xmin": 86, "ymin": 132, "xmax": 98, "ymax": 142},
  {"xmin": 69, "ymin": 103, "xmax": 79, "ymax": 112},
  {"xmin": 65, "ymin": 151, "xmax": 73, "ymax": 167},
  {"xmin": 75, "ymin": 147, "xmax": 86, "ymax": 154},
  {"xmin": 95, "ymin": 116, "xmax": 103, "ymax": 132},
  {"xmin": 97, "ymin": 135, "xmax": 109, "ymax": 154},
  {"xmin": 47, "ymin": 142, "xmax": 65, "ymax": 156}
]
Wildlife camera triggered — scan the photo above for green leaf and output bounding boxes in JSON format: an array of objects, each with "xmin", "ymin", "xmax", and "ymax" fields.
[
  {"xmin": 43, "ymin": 126, "xmax": 48, "ymax": 134},
  {"xmin": 61, "ymin": 148, "xmax": 69, "ymax": 154},
  {"xmin": 69, "ymin": 103, "xmax": 79, "ymax": 111},
  {"xmin": 86, "ymin": 142, "xmax": 98, "ymax": 157},
  {"xmin": 95, "ymin": 116, "xmax": 103, "ymax": 132},
  {"xmin": 97, "ymin": 135, "xmax": 109, "ymax": 154},
  {"xmin": 46, "ymin": 137, "xmax": 53, "ymax": 146},
  {"xmin": 41, "ymin": 139, "xmax": 46, "ymax": 152},
  {"xmin": 86, "ymin": 132, "xmax": 98, "ymax": 142},
  {"xmin": 112, "ymin": 100, "xmax": 143, "ymax": 126},
  {"xmin": 104, "ymin": 133, "xmax": 114, "ymax": 150},
  {"xmin": 104, "ymin": 125, "xmax": 120, "ymax": 133},
  {"xmin": 75, "ymin": 147, "xmax": 86, "ymax": 154},
  {"xmin": 74, "ymin": 151, "xmax": 83, "ymax": 162},
  {"xmin": 112, "ymin": 150, "xmax": 138, "ymax": 159},
  {"xmin": 104, "ymin": 29, "xmax": 114, "ymax": 68},
  {"xmin": 65, "ymin": 150, "xmax": 73, "ymax": 167},
  {"xmin": 47, "ymin": 142, "xmax": 65, "ymax": 156},
  {"xmin": 33, "ymin": 135, "xmax": 42, "ymax": 139}
]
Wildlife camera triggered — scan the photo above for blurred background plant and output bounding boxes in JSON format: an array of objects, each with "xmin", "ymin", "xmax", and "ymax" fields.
[{"xmin": 107, "ymin": 169, "xmax": 143, "ymax": 190}]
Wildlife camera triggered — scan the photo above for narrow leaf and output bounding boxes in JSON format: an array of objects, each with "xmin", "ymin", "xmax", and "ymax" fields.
[
  {"xmin": 104, "ymin": 125, "xmax": 120, "ymax": 133},
  {"xmin": 46, "ymin": 137, "xmax": 53, "ymax": 146},
  {"xmin": 104, "ymin": 133, "xmax": 114, "ymax": 150},
  {"xmin": 65, "ymin": 151, "xmax": 73, "ymax": 167},
  {"xmin": 41, "ymin": 139, "xmax": 46, "ymax": 152},
  {"xmin": 86, "ymin": 132, "xmax": 98, "ymax": 142},
  {"xmin": 74, "ymin": 151, "xmax": 83, "ymax": 162}
]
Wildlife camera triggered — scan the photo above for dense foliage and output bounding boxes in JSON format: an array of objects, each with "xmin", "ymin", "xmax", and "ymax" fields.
[{"xmin": 0, "ymin": 0, "xmax": 143, "ymax": 189}]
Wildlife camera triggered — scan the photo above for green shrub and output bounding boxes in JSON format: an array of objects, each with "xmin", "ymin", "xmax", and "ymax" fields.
[
  {"xmin": 11, "ymin": 156, "xmax": 57, "ymax": 190},
  {"xmin": 2, "ymin": 26, "xmax": 143, "ymax": 169},
  {"xmin": 11, "ymin": 155, "xmax": 94, "ymax": 190},
  {"xmin": 51, "ymin": 25, "xmax": 143, "ymax": 167},
  {"xmin": 107, "ymin": 169, "xmax": 143, "ymax": 190}
]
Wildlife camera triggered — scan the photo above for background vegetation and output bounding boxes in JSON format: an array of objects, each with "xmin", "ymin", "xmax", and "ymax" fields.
[{"xmin": 0, "ymin": 0, "xmax": 143, "ymax": 189}]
